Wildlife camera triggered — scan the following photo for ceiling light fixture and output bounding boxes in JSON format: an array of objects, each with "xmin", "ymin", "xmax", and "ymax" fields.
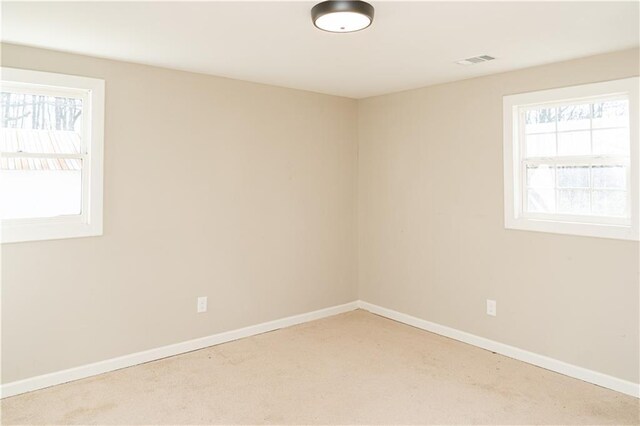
[{"xmin": 311, "ymin": 1, "xmax": 374, "ymax": 33}]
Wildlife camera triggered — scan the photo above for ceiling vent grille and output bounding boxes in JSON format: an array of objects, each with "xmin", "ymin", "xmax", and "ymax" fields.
[{"xmin": 456, "ymin": 55, "xmax": 495, "ymax": 66}]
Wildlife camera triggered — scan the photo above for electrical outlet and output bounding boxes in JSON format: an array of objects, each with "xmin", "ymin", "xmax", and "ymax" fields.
[
  {"xmin": 486, "ymin": 299, "xmax": 496, "ymax": 316},
  {"xmin": 197, "ymin": 296, "xmax": 207, "ymax": 313}
]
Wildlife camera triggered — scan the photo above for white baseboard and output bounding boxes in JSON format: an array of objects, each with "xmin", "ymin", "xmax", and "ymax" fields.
[
  {"xmin": 357, "ymin": 300, "xmax": 640, "ymax": 398},
  {"xmin": 0, "ymin": 301, "xmax": 359, "ymax": 399},
  {"xmin": 4, "ymin": 300, "xmax": 638, "ymax": 399}
]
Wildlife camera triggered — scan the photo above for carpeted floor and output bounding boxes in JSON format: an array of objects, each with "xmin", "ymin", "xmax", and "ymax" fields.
[{"xmin": 2, "ymin": 310, "xmax": 638, "ymax": 425}]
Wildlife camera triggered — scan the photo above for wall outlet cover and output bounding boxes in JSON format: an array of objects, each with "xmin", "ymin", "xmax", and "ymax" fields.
[
  {"xmin": 197, "ymin": 296, "xmax": 208, "ymax": 313},
  {"xmin": 486, "ymin": 299, "xmax": 497, "ymax": 316}
]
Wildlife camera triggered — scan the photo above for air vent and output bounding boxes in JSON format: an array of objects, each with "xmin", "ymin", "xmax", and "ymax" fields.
[{"xmin": 456, "ymin": 55, "xmax": 495, "ymax": 66}]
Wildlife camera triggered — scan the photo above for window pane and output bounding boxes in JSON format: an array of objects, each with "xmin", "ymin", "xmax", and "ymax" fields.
[
  {"xmin": 592, "ymin": 190, "xmax": 626, "ymax": 217},
  {"xmin": 592, "ymin": 128, "xmax": 629, "ymax": 156},
  {"xmin": 557, "ymin": 189, "xmax": 590, "ymax": 215},
  {"xmin": 592, "ymin": 100, "xmax": 628, "ymax": 129},
  {"xmin": 1, "ymin": 92, "xmax": 83, "ymax": 132},
  {"xmin": 527, "ymin": 188, "xmax": 555, "ymax": 213},
  {"xmin": 0, "ymin": 128, "xmax": 82, "ymax": 155},
  {"xmin": 525, "ymin": 108, "xmax": 556, "ymax": 134},
  {"xmin": 526, "ymin": 164, "xmax": 555, "ymax": 188},
  {"xmin": 0, "ymin": 157, "xmax": 82, "ymax": 219},
  {"xmin": 557, "ymin": 131, "xmax": 590, "ymax": 156},
  {"xmin": 557, "ymin": 166, "xmax": 589, "ymax": 188},
  {"xmin": 525, "ymin": 133, "xmax": 555, "ymax": 157},
  {"xmin": 1, "ymin": 91, "xmax": 84, "ymax": 155},
  {"xmin": 558, "ymin": 104, "xmax": 590, "ymax": 131},
  {"xmin": 592, "ymin": 165, "xmax": 626, "ymax": 189}
]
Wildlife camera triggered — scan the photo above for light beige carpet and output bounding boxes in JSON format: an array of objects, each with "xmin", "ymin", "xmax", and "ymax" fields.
[{"xmin": 2, "ymin": 310, "xmax": 638, "ymax": 425}]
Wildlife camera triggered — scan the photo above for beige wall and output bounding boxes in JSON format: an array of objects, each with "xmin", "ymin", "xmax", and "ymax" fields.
[
  {"xmin": 358, "ymin": 48, "xmax": 640, "ymax": 383},
  {"xmin": 2, "ymin": 43, "xmax": 639, "ymax": 387},
  {"xmin": 0, "ymin": 43, "xmax": 358, "ymax": 383}
]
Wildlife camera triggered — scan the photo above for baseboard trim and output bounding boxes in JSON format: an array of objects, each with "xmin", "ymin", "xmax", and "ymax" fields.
[
  {"xmin": 4, "ymin": 300, "xmax": 637, "ymax": 399},
  {"xmin": 0, "ymin": 301, "xmax": 359, "ymax": 399},
  {"xmin": 357, "ymin": 300, "xmax": 639, "ymax": 398}
]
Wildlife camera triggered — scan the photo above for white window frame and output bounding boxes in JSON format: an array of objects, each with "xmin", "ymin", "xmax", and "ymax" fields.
[
  {"xmin": 1, "ymin": 67, "xmax": 104, "ymax": 243},
  {"xmin": 503, "ymin": 77, "xmax": 639, "ymax": 241}
]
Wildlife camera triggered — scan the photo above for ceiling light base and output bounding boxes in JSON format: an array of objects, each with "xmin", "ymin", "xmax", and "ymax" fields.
[{"xmin": 311, "ymin": 1, "xmax": 375, "ymax": 33}]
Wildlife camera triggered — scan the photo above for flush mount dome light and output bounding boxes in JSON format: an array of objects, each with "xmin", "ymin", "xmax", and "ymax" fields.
[{"xmin": 311, "ymin": 1, "xmax": 374, "ymax": 33}]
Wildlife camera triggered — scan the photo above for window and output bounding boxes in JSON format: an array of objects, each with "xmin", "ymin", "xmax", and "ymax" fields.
[
  {"xmin": 503, "ymin": 77, "xmax": 638, "ymax": 240},
  {"xmin": 1, "ymin": 68, "xmax": 104, "ymax": 243}
]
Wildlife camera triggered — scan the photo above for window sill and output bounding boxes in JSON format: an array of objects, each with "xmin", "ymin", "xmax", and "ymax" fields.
[
  {"xmin": 505, "ymin": 216, "xmax": 638, "ymax": 241},
  {"xmin": 1, "ymin": 220, "xmax": 103, "ymax": 244}
]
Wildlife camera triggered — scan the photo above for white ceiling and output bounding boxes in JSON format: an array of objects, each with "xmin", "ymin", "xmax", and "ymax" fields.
[{"xmin": 2, "ymin": 1, "xmax": 638, "ymax": 99}]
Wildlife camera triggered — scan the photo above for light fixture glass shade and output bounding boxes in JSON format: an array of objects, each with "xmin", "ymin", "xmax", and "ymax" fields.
[{"xmin": 312, "ymin": 1, "xmax": 374, "ymax": 33}]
